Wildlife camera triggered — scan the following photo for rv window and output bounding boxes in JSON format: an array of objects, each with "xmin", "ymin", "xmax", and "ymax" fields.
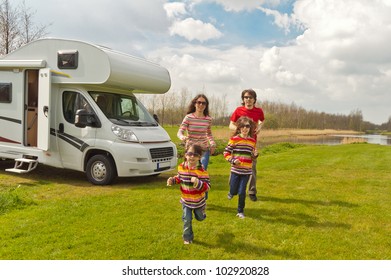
[
  {"xmin": 63, "ymin": 91, "xmax": 93, "ymax": 123},
  {"xmin": 58, "ymin": 50, "xmax": 78, "ymax": 69},
  {"xmin": 0, "ymin": 83, "xmax": 12, "ymax": 103}
]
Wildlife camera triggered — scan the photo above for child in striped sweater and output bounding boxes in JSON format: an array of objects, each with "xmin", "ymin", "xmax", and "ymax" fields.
[
  {"xmin": 167, "ymin": 144, "xmax": 210, "ymax": 244},
  {"xmin": 224, "ymin": 116, "xmax": 258, "ymax": 219}
]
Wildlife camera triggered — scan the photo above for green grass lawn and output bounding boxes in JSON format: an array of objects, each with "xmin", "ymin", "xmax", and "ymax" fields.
[{"xmin": 0, "ymin": 141, "xmax": 390, "ymax": 260}]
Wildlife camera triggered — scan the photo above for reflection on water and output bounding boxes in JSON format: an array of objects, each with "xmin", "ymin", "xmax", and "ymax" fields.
[{"xmin": 260, "ymin": 134, "xmax": 391, "ymax": 146}]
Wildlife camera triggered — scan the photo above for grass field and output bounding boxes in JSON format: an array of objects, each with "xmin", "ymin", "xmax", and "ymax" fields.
[{"xmin": 0, "ymin": 136, "xmax": 390, "ymax": 259}]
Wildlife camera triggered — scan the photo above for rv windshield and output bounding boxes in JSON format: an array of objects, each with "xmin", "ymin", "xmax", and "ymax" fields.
[{"xmin": 89, "ymin": 92, "xmax": 158, "ymax": 126}]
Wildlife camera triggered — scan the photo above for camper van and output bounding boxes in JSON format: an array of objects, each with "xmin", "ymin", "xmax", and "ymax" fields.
[{"xmin": 0, "ymin": 38, "xmax": 177, "ymax": 185}]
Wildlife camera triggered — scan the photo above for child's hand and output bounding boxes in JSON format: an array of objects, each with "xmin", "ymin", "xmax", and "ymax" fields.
[
  {"xmin": 167, "ymin": 177, "xmax": 173, "ymax": 186},
  {"xmin": 253, "ymin": 150, "xmax": 258, "ymax": 157},
  {"xmin": 191, "ymin": 177, "xmax": 199, "ymax": 186},
  {"xmin": 233, "ymin": 159, "xmax": 240, "ymax": 165}
]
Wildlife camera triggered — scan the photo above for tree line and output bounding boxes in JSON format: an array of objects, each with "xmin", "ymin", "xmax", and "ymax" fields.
[{"xmin": 137, "ymin": 90, "xmax": 391, "ymax": 132}]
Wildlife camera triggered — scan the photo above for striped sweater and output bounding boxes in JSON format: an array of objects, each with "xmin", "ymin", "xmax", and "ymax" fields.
[
  {"xmin": 224, "ymin": 135, "xmax": 257, "ymax": 175},
  {"xmin": 178, "ymin": 113, "xmax": 215, "ymax": 150},
  {"xmin": 172, "ymin": 161, "xmax": 211, "ymax": 208}
]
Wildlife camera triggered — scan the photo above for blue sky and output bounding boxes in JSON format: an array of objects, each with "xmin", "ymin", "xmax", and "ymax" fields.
[{"xmin": 10, "ymin": 0, "xmax": 391, "ymax": 124}]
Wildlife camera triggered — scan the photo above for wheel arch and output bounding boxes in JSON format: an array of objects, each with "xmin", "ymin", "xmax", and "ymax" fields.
[{"xmin": 83, "ymin": 148, "xmax": 117, "ymax": 175}]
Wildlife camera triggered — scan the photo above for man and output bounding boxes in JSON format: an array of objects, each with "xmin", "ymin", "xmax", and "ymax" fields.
[{"xmin": 229, "ymin": 89, "xmax": 265, "ymax": 201}]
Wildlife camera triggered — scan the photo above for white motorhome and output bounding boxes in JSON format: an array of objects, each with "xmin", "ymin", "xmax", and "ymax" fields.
[{"xmin": 0, "ymin": 38, "xmax": 177, "ymax": 185}]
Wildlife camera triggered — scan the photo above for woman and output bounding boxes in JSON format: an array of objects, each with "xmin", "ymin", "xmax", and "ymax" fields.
[{"xmin": 177, "ymin": 94, "xmax": 216, "ymax": 170}]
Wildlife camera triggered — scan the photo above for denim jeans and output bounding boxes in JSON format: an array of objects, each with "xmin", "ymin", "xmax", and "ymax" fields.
[
  {"xmin": 248, "ymin": 157, "xmax": 257, "ymax": 195},
  {"xmin": 229, "ymin": 172, "xmax": 250, "ymax": 213},
  {"xmin": 182, "ymin": 205, "xmax": 206, "ymax": 242},
  {"xmin": 201, "ymin": 149, "xmax": 210, "ymax": 170},
  {"xmin": 201, "ymin": 149, "xmax": 210, "ymax": 199}
]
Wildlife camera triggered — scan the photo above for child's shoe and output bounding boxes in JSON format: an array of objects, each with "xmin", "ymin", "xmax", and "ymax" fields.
[
  {"xmin": 184, "ymin": 240, "xmax": 192, "ymax": 245},
  {"xmin": 236, "ymin": 212, "xmax": 245, "ymax": 219},
  {"xmin": 227, "ymin": 193, "xmax": 233, "ymax": 200}
]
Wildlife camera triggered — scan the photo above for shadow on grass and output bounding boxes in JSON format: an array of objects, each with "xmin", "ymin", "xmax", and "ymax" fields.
[
  {"xmin": 258, "ymin": 196, "xmax": 358, "ymax": 208},
  {"xmin": 193, "ymin": 231, "xmax": 300, "ymax": 259},
  {"xmin": 0, "ymin": 161, "xmax": 172, "ymax": 189},
  {"xmin": 207, "ymin": 204, "xmax": 352, "ymax": 229}
]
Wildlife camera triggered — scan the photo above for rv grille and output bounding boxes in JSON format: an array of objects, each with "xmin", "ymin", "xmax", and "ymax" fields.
[{"xmin": 150, "ymin": 147, "xmax": 174, "ymax": 160}]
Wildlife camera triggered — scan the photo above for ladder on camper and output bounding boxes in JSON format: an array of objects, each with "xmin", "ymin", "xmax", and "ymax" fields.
[{"xmin": 6, "ymin": 158, "xmax": 39, "ymax": 174}]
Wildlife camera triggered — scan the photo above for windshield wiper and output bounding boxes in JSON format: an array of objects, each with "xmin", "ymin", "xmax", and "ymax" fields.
[
  {"xmin": 109, "ymin": 118, "xmax": 129, "ymax": 125},
  {"xmin": 130, "ymin": 121, "xmax": 158, "ymax": 127}
]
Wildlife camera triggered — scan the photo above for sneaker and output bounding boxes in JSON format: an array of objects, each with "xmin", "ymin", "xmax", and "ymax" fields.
[
  {"xmin": 249, "ymin": 194, "xmax": 257, "ymax": 201},
  {"xmin": 227, "ymin": 193, "xmax": 233, "ymax": 200},
  {"xmin": 236, "ymin": 212, "xmax": 245, "ymax": 219},
  {"xmin": 183, "ymin": 240, "xmax": 192, "ymax": 245}
]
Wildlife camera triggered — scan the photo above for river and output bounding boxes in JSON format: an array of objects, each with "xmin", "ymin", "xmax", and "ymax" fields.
[{"xmin": 260, "ymin": 134, "xmax": 391, "ymax": 146}]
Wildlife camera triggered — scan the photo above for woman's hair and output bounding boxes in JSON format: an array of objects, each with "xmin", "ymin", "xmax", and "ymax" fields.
[
  {"xmin": 233, "ymin": 116, "xmax": 256, "ymax": 138},
  {"xmin": 186, "ymin": 94, "xmax": 210, "ymax": 116},
  {"xmin": 241, "ymin": 89, "xmax": 257, "ymax": 106}
]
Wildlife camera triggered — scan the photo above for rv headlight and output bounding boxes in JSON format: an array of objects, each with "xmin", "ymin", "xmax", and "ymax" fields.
[{"xmin": 111, "ymin": 125, "xmax": 139, "ymax": 142}]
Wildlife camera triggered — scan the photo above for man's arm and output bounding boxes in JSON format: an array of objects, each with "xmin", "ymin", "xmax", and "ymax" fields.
[{"xmin": 229, "ymin": 121, "xmax": 237, "ymax": 131}]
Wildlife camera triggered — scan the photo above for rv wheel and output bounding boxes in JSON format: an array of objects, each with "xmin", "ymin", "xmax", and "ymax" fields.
[{"xmin": 86, "ymin": 154, "xmax": 116, "ymax": 185}]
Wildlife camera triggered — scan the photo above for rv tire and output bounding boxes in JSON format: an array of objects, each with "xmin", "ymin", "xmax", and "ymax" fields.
[{"xmin": 86, "ymin": 154, "xmax": 116, "ymax": 185}]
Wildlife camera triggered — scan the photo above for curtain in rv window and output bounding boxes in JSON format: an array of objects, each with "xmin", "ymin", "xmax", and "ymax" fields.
[{"xmin": 0, "ymin": 83, "xmax": 12, "ymax": 103}]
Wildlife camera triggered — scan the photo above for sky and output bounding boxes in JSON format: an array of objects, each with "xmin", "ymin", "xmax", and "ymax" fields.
[{"xmin": 12, "ymin": 0, "xmax": 391, "ymax": 124}]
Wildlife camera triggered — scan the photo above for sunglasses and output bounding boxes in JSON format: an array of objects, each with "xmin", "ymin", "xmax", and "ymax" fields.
[
  {"xmin": 186, "ymin": 152, "xmax": 200, "ymax": 157},
  {"xmin": 243, "ymin": 96, "xmax": 254, "ymax": 100},
  {"xmin": 241, "ymin": 124, "xmax": 251, "ymax": 128},
  {"xmin": 195, "ymin": 101, "xmax": 207, "ymax": 106}
]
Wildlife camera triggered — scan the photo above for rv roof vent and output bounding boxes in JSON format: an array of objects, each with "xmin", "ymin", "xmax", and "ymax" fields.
[{"xmin": 58, "ymin": 50, "xmax": 78, "ymax": 69}]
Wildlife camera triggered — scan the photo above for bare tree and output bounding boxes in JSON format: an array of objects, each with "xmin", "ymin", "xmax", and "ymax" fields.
[
  {"xmin": 0, "ymin": 0, "xmax": 19, "ymax": 55},
  {"xmin": 0, "ymin": 0, "xmax": 50, "ymax": 55},
  {"xmin": 18, "ymin": 0, "xmax": 50, "ymax": 47}
]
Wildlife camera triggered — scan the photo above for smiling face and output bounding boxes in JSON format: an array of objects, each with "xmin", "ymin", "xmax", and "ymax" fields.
[
  {"xmin": 242, "ymin": 93, "xmax": 255, "ymax": 109},
  {"xmin": 194, "ymin": 97, "xmax": 207, "ymax": 114},
  {"xmin": 240, "ymin": 122, "xmax": 251, "ymax": 137},
  {"xmin": 185, "ymin": 147, "xmax": 201, "ymax": 167}
]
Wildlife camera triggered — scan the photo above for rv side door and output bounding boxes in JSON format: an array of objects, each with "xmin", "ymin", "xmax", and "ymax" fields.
[{"xmin": 37, "ymin": 68, "xmax": 51, "ymax": 151}]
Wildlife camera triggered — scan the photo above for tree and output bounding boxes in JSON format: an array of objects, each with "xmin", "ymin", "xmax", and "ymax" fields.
[
  {"xmin": 18, "ymin": 1, "xmax": 50, "ymax": 47},
  {"xmin": 0, "ymin": 0, "xmax": 18, "ymax": 55},
  {"xmin": 0, "ymin": 0, "xmax": 50, "ymax": 56}
]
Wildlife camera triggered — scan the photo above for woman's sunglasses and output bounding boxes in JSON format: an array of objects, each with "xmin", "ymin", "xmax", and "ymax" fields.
[{"xmin": 195, "ymin": 101, "xmax": 207, "ymax": 106}]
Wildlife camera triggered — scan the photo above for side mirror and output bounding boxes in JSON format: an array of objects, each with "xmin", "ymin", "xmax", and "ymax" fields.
[
  {"xmin": 153, "ymin": 114, "xmax": 159, "ymax": 124},
  {"xmin": 75, "ymin": 109, "xmax": 99, "ymax": 128}
]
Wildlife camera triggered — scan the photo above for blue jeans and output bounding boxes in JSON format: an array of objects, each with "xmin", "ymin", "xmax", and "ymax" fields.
[
  {"xmin": 201, "ymin": 149, "xmax": 210, "ymax": 199},
  {"xmin": 182, "ymin": 205, "xmax": 206, "ymax": 242},
  {"xmin": 229, "ymin": 172, "xmax": 250, "ymax": 213},
  {"xmin": 201, "ymin": 149, "xmax": 210, "ymax": 170}
]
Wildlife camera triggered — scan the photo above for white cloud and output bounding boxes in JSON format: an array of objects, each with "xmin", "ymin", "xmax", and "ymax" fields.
[
  {"xmin": 164, "ymin": 2, "xmax": 187, "ymax": 19},
  {"xmin": 169, "ymin": 18, "xmax": 223, "ymax": 42},
  {"xmin": 257, "ymin": 7, "xmax": 298, "ymax": 33}
]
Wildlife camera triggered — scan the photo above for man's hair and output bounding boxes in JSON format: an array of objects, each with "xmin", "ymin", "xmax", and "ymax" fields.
[{"xmin": 241, "ymin": 89, "xmax": 257, "ymax": 106}]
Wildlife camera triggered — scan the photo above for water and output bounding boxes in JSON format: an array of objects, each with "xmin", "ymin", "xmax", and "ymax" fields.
[{"xmin": 260, "ymin": 134, "xmax": 391, "ymax": 146}]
